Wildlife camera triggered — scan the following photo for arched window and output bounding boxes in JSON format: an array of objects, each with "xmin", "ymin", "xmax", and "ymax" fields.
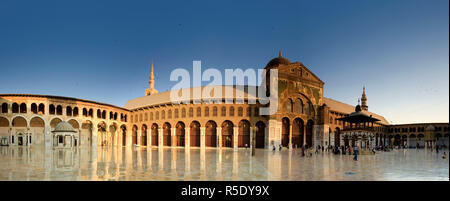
[
  {"xmin": 73, "ymin": 107, "xmax": 78, "ymax": 116},
  {"xmin": 102, "ymin": 110, "xmax": 106, "ymax": 119},
  {"xmin": 110, "ymin": 111, "xmax": 114, "ymax": 120},
  {"xmin": 221, "ymin": 106, "xmax": 226, "ymax": 116},
  {"xmin": 20, "ymin": 103, "xmax": 27, "ymax": 113},
  {"xmin": 238, "ymin": 107, "xmax": 243, "ymax": 117},
  {"xmin": 144, "ymin": 113, "xmax": 148, "ymax": 121},
  {"xmin": 1, "ymin": 103, "xmax": 8, "ymax": 113},
  {"xmin": 150, "ymin": 112, "xmax": 154, "ymax": 120},
  {"xmin": 168, "ymin": 110, "xmax": 172, "ymax": 119},
  {"xmin": 31, "ymin": 103, "xmax": 38, "ymax": 114},
  {"xmin": 284, "ymin": 99, "xmax": 293, "ymax": 113},
  {"xmin": 139, "ymin": 113, "xmax": 143, "ymax": 121},
  {"xmin": 229, "ymin": 107, "xmax": 235, "ymax": 116},
  {"xmin": 49, "ymin": 104, "xmax": 55, "ymax": 115},
  {"xmin": 213, "ymin": 106, "xmax": 218, "ymax": 117},
  {"xmin": 181, "ymin": 108, "xmax": 186, "ymax": 118},
  {"xmin": 189, "ymin": 108, "xmax": 193, "ymax": 117},
  {"xmin": 204, "ymin": 107, "xmax": 209, "ymax": 117},
  {"xmin": 97, "ymin": 109, "xmax": 101, "ymax": 118},
  {"xmin": 295, "ymin": 98, "xmax": 303, "ymax": 113},
  {"xmin": 161, "ymin": 110, "xmax": 165, "ymax": 119},
  {"xmin": 246, "ymin": 107, "xmax": 251, "ymax": 117},
  {"xmin": 12, "ymin": 103, "xmax": 19, "ymax": 113},
  {"xmin": 56, "ymin": 105, "xmax": 62, "ymax": 115},
  {"xmin": 66, "ymin": 106, "xmax": 72, "ymax": 116},
  {"xmin": 254, "ymin": 107, "xmax": 259, "ymax": 116},
  {"xmin": 196, "ymin": 107, "xmax": 201, "ymax": 117},
  {"xmin": 305, "ymin": 103, "xmax": 311, "ymax": 115},
  {"xmin": 174, "ymin": 109, "xmax": 179, "ymax": 118}
]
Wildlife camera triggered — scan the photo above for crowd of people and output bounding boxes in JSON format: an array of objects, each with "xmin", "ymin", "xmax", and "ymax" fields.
[{"xmin": 271, "ymin": 142, "xmax": 448, "ymax": 161}]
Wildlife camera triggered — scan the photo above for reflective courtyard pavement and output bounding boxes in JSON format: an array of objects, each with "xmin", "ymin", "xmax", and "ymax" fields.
[{"xmin": 0, "ymin": 146, "xmax": 448, "ymax": 181}]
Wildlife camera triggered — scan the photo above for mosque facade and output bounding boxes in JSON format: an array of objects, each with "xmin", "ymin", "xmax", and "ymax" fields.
[{"xmin": 0, "ymin": 53, "xmax": 448, "ymax": 149}]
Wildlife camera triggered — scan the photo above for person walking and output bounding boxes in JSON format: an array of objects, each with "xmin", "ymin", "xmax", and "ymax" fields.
[
  {"xmin": 301, "ymin": 144, "xmax": 305, "ymax": 157},
  {"xmin": 279, "ymin": 144, "xmax": 282, "ymax": 151},
  {"xmin": 353, "ymin": 146, "xmax": 358, "ymax": 161}
]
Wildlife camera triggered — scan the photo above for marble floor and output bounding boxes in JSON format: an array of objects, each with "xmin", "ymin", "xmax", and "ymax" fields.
[{"xmin": 0, "ymin": 146, "xmax": 448, "ymax": 181}]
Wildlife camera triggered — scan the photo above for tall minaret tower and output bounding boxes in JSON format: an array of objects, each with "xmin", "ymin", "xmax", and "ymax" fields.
[
  {"xmin": 361, "ymin": 86, "xmax": 368, "ymax": 111},
  {"xmin": 145, "ymin": 60, "xmax": 158, "ymax": 96}
]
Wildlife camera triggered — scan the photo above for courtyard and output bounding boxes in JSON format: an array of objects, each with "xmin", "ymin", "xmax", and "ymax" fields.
[{"xmin": 0, "ymin": 146, "xmax": 448, "ymax": 181}]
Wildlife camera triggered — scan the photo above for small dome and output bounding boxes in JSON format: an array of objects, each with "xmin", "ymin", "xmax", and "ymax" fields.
[
  {"xmin": 54, "ymin": 121, "xmax": 76, "ymax": 132},
  {"xmin": 265, "ymin": 51, "xmax": 291, "ymax": 69},
  {"xmin": 425, "ymin": 125, "xmax": 435, "ymax": 131},
  {"xmin": 355, "ymin": 104, "xmax": 362, "ymax": 112}
]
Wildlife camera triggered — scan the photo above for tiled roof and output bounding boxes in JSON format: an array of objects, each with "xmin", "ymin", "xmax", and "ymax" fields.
[
  {"xmin": 324, "ymin": 97, "xmax": 389, "ymax": 125},
  {"xmin": 124, "ymin": 85, "xmax": 259, "ymax": 110}
]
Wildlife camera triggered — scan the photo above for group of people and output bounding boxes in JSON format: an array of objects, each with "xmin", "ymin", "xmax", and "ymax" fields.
[
  {"xmin": 271, "ymin": 144, "xmax": 362, "ymax": 161},
  {"xmin": 271, "ymin": 142, "xmax": 448, "ymax": 161}
]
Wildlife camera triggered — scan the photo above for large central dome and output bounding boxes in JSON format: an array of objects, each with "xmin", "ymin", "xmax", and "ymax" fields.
[{"xmin": 265, "ymin": 51, "xmax": 291, "ymax": 69}]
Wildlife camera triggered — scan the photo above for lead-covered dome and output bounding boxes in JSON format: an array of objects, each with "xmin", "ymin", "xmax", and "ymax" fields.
[
  {"xmin": 54, "ymin": 121, "xmax": 76, "ymax": 132},
  {"xmin": 265, "ymin": 51, "xmax": 291, "ymax": 69}
]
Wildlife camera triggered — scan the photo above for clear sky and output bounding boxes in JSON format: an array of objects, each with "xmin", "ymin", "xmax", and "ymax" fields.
[{"xmin": 0, "ymin": 0, "xmax": 448, "ymax": 124}]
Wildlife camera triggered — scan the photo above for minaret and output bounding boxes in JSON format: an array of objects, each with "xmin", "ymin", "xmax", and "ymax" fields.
[
  {"xmin": 145, "ymin": 60, "xmax": 158, "ymax": 96},
  {"xmin": 361, "ymin": 86, "xmax": 368, "ymax": 111}
]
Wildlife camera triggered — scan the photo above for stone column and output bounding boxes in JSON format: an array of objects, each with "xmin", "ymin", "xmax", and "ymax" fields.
[
  {"xmin": 92, "ymin": 125, "xmax": 98, "ymax": 149},
  {"xmin": 44, "ymin": 124, "xmax": 51, "ymax": 148},
  {"xmin": 127, "ymin": 128, "xmax": 132, "ymax": 147},
  {"xmin": 148, "ymin": 129, "xmax": 152, "ymax": 148},
  {"xmin": 137, "ymin": 129, "xmax": 141, "ymax": 147},
  {"xmin": 250, "ymin": 126, "xmax": 255, "ymax": 150},
  {"xmin": 268, "ymin": 119, "xmax": 280, "ymax": 148},
  {"xmin": 185, "ymin": 129, "xmax": 190, "ymax": 148},
  {"xmin": 233, "ymin": 126, "xmax": 239, "ymax": 150},
  {"xmin": 158, "ymin": 128, "xmax": 163, "ymax": 147},
  {"xmin": 303, "ymin": 125, "xmax": 307, "ymax": 146},
  {"xmin": 171, "ymin": 128, "xmax": 176, "ymax": 147},
  {"xmin": 200, "ymin": 127, "xmax": 206, "ymax": 149},
  {"xmin": 289, "ymin": 124, "xmax": 293, "ymax": 150},
  {"xmin": 147, "ymin": 130, "xmax": 151, "ymax": 148},
  {"xmin": 217, "ymin": 127, "xmax": 222, "ymax": 148}
]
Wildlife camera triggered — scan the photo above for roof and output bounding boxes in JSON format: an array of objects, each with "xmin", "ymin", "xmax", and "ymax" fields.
[
  {"xmin": 323, "ymin": 97, "xmax": 389, "ymax": 125},
  {"xmin": 337, "ymin": 110, "xmax": 381, "ymax": 123},
  {"xmin": 124, "ymin": 85, "xmax": 259, "ymax": 110},
  {"xmin": 265, "ymin": 56, "xmax": 291, "ymax": 69},
  {"xmin": 53, "ymin": 121, "xmax": 76, "ymax": 133},
  {"xmin": 0, "ymin": 94, "xmax": 128, "ymax": 111}
]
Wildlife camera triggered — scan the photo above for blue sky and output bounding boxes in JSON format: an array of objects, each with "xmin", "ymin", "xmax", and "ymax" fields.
[{"xmin": 0, "ymin": 0, "xmax": 448, "ymax": 124}]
